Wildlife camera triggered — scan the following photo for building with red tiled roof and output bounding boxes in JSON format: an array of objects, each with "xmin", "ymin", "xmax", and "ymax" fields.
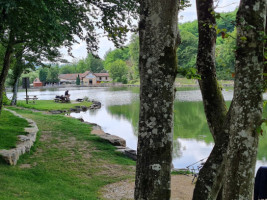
[{"xmin": 58, "ymin": 71, "xmax": 111, "ymax": 85}]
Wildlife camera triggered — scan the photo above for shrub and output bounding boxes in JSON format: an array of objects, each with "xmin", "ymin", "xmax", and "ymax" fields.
[{"xmin": 2, "ymin": 92, "xmax": 10, "ymax": 105}]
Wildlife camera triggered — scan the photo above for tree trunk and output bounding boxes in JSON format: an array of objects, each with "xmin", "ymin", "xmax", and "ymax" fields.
[
  {"xmin": 11, "ymin": 47, "xmax": 25, "ymax": 106},
  {"xmin": 193, "ymin": 0, "xmax": 230, "ymax": 199},
  {"xmin": 134, "ymin": 1, "xmax": 180, "ymax": 199},
  {"xmin": 0, "ymin": 33, "xmax": 14, "ymax": 114},
  {"xmin": 11, "ymin": 77, "xmax": 19, "ymax": 106},
  {"xmin": 223, "ymin": 0, "xmax": 266, "ymax": 199}
]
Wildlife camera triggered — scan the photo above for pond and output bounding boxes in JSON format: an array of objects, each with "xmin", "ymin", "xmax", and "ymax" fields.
[{"xmin": 8, "ymin": 87, "xmax": 267, "ymax": 170}]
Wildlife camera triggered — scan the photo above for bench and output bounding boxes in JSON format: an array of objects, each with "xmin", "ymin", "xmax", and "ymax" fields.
[
  {"xmin": 54, "ymin": 97, "xmax": 70, "ymax": 103},
  {"xmin": 54, "ymin": 98, "xmax": 60, "ymax": 103},
  {"xmin": 76, "ymin": 98, "xmax": 83, "ymax": 102},
  {"xmin": 25, "ymin": 95, "xmax": 38, "ymax": 103}
]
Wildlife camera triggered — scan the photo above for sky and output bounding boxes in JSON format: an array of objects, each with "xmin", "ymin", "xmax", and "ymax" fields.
[{"xmin": 61, "ymin": 0, "xmax": 239, "ymax": 63}]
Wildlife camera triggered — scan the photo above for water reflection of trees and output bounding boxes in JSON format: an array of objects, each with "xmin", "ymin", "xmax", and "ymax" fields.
[
  {"xmin": 108, "ymin": 101, "xmax": 213, "ymax": 142},
  {"xmin": 173, "ymin": 139, "xmax": 182, "ymax": 158},
  {"xmin": 107, "ymin": 100, "xmax": 267, "ymax": 161}
]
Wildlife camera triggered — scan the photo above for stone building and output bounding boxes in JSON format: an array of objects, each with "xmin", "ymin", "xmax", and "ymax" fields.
[{"xmin": 58, "ymin": 71, "xmax": 111, "ymax": 85}]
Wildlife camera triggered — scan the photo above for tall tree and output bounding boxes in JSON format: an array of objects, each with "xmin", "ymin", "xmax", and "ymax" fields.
[
  {"xmin": 0, "ymin": 0, "xmax": 138, "ymax": 114},
  {"xmin": 192, "ymin": 1, "xmax": 228, "ymax": 199},
  {"xmin": 134, "ymin": 0, "xmax": 181, "ymax": 199},
  {"xmin": 193, "ymin": 0, "xmax": 266, "ymax": 199},
  {"xmin": 76, "ymin": 74, "xmax": 81, "ymax": 85},
  {"xmin": 10, "ymin": 47, "xmax": 25, "ymax": 106},
  {"xmin": 46, "ymin": 67, "xmax": 59, "ymax": 84},
  {"xmin": 223, "ymin": 0, "xmax": 266, "ymax": 198},
  {"xmin": 109, "ymin": 60, "xmax": 128, "ymax": 83},
  {"xmin": 39, "ymin": 68, "xmax": 48, "ymax": 85},
  {"xmin": 10, "ymin": 43, "xmax": 62, "ymax": 105}
]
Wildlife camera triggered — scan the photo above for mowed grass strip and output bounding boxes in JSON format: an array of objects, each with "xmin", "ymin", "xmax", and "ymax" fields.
[
  {"xmin": 0, "ymin": 107, "xmax": 135, "ymax": 200},
  {"xmin": 17, "ymin": 100, "xmax": 92, "ymax": 111},
  {"xmin": 0, "ymin": 110, "xmax": 29, "ymax": 149}
]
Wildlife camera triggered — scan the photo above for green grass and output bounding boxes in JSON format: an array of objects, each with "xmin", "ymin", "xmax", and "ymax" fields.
[
  {"xmin": 175, "ymin": 78, "xmax": 197, "ymax": 85},
  {"xmin": 176, "ymin": 86, "xmax": 199, "ymax": 91},
  {"xmin": 0, "ymin": 110, "xmax": 29, "ymax": 149},
  {"xmin": 171, "ymin": 170, "xmax": 192, "ymax": 175},
  {"xmin": 0, "ymin": 107, "xmax": 135, "ymax": 200},
  {"xmin": 17, "ymin": 100, "xmax": 92, "ymax": 111}
]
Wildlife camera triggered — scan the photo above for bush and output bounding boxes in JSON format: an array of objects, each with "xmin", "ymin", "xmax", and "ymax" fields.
[{"xmin": 2, "ymin": 92, "xmax": 10, "ymax": 105}]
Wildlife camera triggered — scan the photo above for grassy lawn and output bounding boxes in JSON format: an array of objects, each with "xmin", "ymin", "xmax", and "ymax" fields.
[
  {"xmin": 17, "ymin": 100, "xmax": 92, "ymax": 111},
  {"xmin": 0, "ymin": 107, "xmax": 135, "ymax": 200},
  {"xmin": 0, "ymin": 110, "xmax": 29, "ymax": 149},
  {"xmin": 176, "ymin": 86, "xmax": 199, "ymax": 91},
  {"xmin": 175, "ymin": 78, "xmax": 197, "ymax": 85}
]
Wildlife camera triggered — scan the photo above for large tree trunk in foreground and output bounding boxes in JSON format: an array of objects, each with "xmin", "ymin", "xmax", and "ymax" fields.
[
  {"xmin": 194, "ymin": 0, "xmax": 266, "ymax": 199},
  {"xmin": 134, "ymin": 0, "xmax": 180, "ymax": 199},
  {"xmin": 0, "ymin": 34, "xmax": 14, "ymax": 114},
  {"xmin": 193, "ymin": 1, "xmax": 229, "ymax": 199},
  {"xmin": 223, "ymin": 0, "xmax": 266, "ymax": 199}
]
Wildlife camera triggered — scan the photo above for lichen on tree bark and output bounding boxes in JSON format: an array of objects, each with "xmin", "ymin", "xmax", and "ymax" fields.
[
  {"xmin": 193, "ymin": 0, "xmax": 267, "ymax": 199},
  {"xmin": 134, "ymin": 0, "xmax": 181, "ymax": 199}
]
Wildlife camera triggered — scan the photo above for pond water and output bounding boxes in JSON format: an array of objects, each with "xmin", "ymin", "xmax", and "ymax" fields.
[{"xmin": 8, "ymin": 87, "xmax": 267, "ymax": 170}]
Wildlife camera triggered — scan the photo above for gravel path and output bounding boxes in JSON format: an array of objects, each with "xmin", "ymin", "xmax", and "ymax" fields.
[{"xmin": 101, "ymin": 175, "xmax": 195, "ymax": 200}]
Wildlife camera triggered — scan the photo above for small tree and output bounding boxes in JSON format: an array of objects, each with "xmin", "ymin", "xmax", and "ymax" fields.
[
  {"xmin": 76, "ymin": 74, "xmax": 80, "ymax": 85},
  {"xmin": 39, "ymin": 68, "xmax": 48, "ymax": 85},
  {"xmin": 109, "ymin": 60, "xmax": 128, "ymax": 83}
]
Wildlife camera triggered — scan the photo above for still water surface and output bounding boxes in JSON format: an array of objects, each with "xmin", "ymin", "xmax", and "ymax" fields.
[{"xmin": 8, "ymin": 87, "xmax": 267, "ymax": 170}]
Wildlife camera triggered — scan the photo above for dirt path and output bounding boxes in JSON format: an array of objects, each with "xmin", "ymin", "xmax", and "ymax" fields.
[{"xmin": 101, "ymin": 174, "xmax": 195, "ymax": 200}]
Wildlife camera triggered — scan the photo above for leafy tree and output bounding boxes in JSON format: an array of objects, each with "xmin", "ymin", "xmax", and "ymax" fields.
[
  {"xmin": 216, "ymin": 9, "xmax": 237, "ymax": 34},
  {"xmin": 109, "ymin": 60, "xmax": 128, "ymax": 83},
  {"xmin": 76, "ymin": 74, "xmax": 81, "ymax": 85},
  {"xmin": 216, "ymin": 29, "xmax": 236, "ymax": 79},
  {"xmin": 104, "ymin": 48, "xmax": 130, "ymax": 71},
  {"xmin": 128, "ymin": 34, "xmax": 140, "ymax": 80},
  {"xmin": 39, "ymin": 68, "xmax": 48, "ymax": 85},
  {"xmin": 75, "ymin": 59, "xmax": 87, "ymax": 73},
  {"xmin": 87, "ymin": 54, "xmax": 104, "ymax": 73},
  {"xmin": 59, "ymin": 53, "xmax": 104, "ymax": 74},
  {"xmin": 59, "ymin": 64, "xmax": 76, "ymax": 74},
  {"xmin": 177, "ymin": 30, "xmax": 198, "ymax": 69},
  {"xmin": 46, "ymin": 67, "xmax": 59, "ymax": 84},
  {"xmin": 0, "ymin": 0, "xmax": 138, "ymax": 114},
  {"xmin": 179, "ymin": 20, "xmax": 198, "ymax": 37},
  {"xmin": 193, "ymin": 0, "xmax": 266, "ymax": 199}
]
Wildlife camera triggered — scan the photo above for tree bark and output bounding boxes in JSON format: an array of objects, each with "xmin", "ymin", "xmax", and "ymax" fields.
[
  {"xmin": 134, "ymin": 1, "xmax": 180, "ymax": 199},
  {"xmin": 193, "ymin": 1, "xmax": 230, "ymax": 199},
  {"xmin": 223, "ymin": 0, "xmax": 266, "ymax": 199},
  {"xmin": 11, "ymin": 47, "xmax": 24, "ymax": 106},
  {"xmin": 0, "ymin": 33, "xmax": 14, "ymax": 114},
  {"xmin": 11, "ymin": 77, "xmax": 19, "ymax": 106}
]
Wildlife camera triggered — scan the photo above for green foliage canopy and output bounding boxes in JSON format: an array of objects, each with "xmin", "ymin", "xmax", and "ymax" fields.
[{"xmin": 109, "ymin": 60, "xmax": 128, "ymax": 83}]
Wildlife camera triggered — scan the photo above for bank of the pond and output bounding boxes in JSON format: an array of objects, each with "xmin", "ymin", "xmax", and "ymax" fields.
[
  {"xmin": 0, "ymin": 107, "xmax": 135, "ymax": 200},
  {"xmin": 0, "ymin": 109, "xmax": 29, "ymax": 149},
  {"xmin": 17, "ymin": 100, "xmax": 92, "ymax": 111}
]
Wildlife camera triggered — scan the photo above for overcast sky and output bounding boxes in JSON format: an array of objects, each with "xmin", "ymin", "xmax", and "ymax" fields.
[{"xmin": 61, "ymin": 0, "xmax": 239, "ymax": 63}]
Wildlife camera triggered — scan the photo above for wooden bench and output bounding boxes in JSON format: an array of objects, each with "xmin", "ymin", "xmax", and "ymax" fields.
[
  {"xmin": 54, "ymin": 98, "xmax": 60, "ymax": 103},
  {"xmin": 25, "ymin": 95, "xmax": 38, "ymax": 103},
  {"xmin": 54, "ymin": 97, "xmax": 70, "ymax": 103}
]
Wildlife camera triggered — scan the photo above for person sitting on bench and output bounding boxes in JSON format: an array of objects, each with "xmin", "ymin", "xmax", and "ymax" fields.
[{"xmin": 65, "ymin": 90, "xmax": 70, "ymax": 100}]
